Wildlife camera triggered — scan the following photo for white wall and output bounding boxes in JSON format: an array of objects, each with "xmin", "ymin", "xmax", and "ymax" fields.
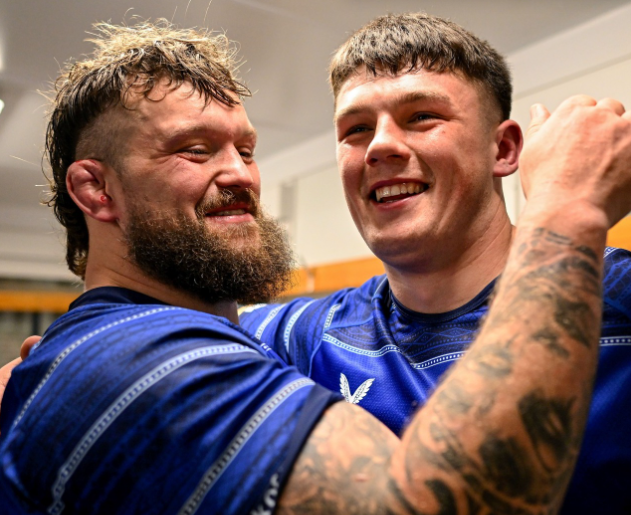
[
  {"xmin": 293, "ymin": 166, "xmax": 372, "ymax": 266},
  {"xmin": 508, "ymin": 2, "xmax": 631, "ymax": 220},
  {"xmin": 258, "ymin": 2, "xmax": 631, "ymax": 267},
  {"xmin": 0, "ymin": 204, "xmax": 74, "ymax": 281}
]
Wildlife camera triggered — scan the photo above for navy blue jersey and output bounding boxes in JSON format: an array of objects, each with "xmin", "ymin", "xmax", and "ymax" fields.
[
  {"xmin": 0, "ymin": 287, "xmax": 340, "ymax": 515},
  {"xmin": 240, "ymin": 246, "xmax": 631, "ymax": 514}
]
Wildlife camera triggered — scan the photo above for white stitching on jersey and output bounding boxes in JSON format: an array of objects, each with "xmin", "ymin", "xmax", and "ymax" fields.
[
  {"xmin": 283, "ymin": 301, "xmax": 316, "ymax": 352},
  {"xmin": 323, "ymin": 304, "xmax": 341, "ymax": 330},
  {"xmin": 13, "ymin": 307, "xmax": 179, "ymax": 430},
  {"xmin": 254, "ymin": 305, "xmax": 284, "ymax": 340},
  {"xmin": 322, "ymin": 334, "xmax": 399, "ymax": 357},
  {"xmin": 48, "ymin": 344, "xmax": 256, "ymax": 515},
  {"xmin": 322, "ymin": 334, "xmax": 465, "ymax": 369},
  {"xmin": 411, "ymin": 352, "xmax": 465, "ymax": 369},
  {"xmin": 604, "ymin": 246, "xmax": 617, "ymax": 258},
  {"xmin": 600, "ymin": 335, "xmax": 631, "ymax": 346},
  {"xmin": 177, "ymin": 378, "xmax": 315, "ymax": 515}
]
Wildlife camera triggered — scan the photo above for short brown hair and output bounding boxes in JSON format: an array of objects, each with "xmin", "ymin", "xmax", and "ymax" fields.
[
  {"xmin": 45, "ymin": 19, "xmax": 251, "ymax": 278},
  {"xmin": 329, "ymin": 12, "xmax": 512, "ymax": 121}
]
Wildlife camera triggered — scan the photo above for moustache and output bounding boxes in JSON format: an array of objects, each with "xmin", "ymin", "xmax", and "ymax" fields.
[{"xmin": 195, "ymin": 188, "xmax": 260, "ymax": 219}]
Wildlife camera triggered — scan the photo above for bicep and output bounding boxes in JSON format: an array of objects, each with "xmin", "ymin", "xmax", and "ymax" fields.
[{"xmin": 277, "ymin": 401, "xmax": 403, "ymax": 515}]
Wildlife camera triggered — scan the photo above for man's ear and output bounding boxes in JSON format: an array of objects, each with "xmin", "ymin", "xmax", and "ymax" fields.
[
  {"xmin": 66, "ymin": 159, "xmax": 120, "ymax": 223},
  {"xmin": 493, "ymin": 120, "xmax": 523, "ymax": 178}
]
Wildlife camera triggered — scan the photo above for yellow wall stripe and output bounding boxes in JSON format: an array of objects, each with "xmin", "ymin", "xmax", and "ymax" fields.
[{"xmin": 0, "ymin": 291, "xmax": 80, "ymax": 313}]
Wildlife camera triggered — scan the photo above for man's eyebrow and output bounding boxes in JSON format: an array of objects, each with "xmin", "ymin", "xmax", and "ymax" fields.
[
  {"xmin": 334, "ymin": 90, "xmax": 453, "ymax": 122},
  {"xmin": 162, "ymin": 125, "xmax": 258, "ymax": 142},
  {"xmin": 395, "ymin": 90, "xmax": 452, "ymax": 107}
]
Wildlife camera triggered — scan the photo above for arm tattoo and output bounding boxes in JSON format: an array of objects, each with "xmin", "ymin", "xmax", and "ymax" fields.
[
  {"xmin": 390, "ymin": 226, "xmax": 602, "ymax": 513},
  {"xmin": 278, "ymin": 226, "xmax": 603, "ymax": 514},
  {"xmin": 519, "ymin": 392, "xmax": 575, "ymax": 473},
  {"xmin": 277, "ymin": 402, "xmax": 398, "ymax": 515}
]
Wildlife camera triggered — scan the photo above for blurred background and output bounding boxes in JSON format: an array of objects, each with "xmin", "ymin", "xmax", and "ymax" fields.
[{"xmin": 2, "ymin": 0, "xmax": 631, "ymax": 363}]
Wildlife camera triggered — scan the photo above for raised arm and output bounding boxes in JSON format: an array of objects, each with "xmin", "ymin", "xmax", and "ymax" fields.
[{"xmin": 278, "ymin": 96, "xmax": 631, "ymax": 514}]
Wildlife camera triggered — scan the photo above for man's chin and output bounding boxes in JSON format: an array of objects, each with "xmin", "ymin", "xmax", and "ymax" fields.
[
  {"xmin": 125, "ymin": 205, "xmax": 294, "ymax": 305},
  {"xmin": 206, "ymin": 221, "xmax": 261, "ymax": 248}
]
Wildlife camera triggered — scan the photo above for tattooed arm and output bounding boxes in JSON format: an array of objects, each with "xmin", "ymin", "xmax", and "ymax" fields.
[
  {"xmin": 385, "ymin": 214, "xmax": 605, "ymax": 514},
  {"xmin": 280, "ymin": 216, "xmax": 602, "ymax": 515},
  {"xmin": 278, "ymin": 96, "xmax": 631, "ymax": 515}
]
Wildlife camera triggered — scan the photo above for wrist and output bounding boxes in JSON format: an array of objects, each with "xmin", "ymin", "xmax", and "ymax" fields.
[
  {"xmin": 517, "ymin": 198, "xmax": 609, "ymax": 255},
  {"xmin": 521, "ymin": 195, "xmax": 609, "ymax": 231}
]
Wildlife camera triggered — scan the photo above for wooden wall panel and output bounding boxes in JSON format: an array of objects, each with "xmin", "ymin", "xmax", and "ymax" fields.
[
  {"xmin": 0, "ymin": 291, "xmax": 79, "ymax": 313},
  {"xmin": 282, "ymin": 256, "xmax": 384, "ymax": 298},
  {"xmin": 607, "ymin": 217, "xmax": 631, "ymax": 251}
]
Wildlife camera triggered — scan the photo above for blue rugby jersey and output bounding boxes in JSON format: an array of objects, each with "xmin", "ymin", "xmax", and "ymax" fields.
[
  {"xmin": 240, "ymin": 246, "xmax": 631, "ymax": 514},
  {"xmin": 0, "ymin": 287, "xmax": 340, "ymax": 515}
]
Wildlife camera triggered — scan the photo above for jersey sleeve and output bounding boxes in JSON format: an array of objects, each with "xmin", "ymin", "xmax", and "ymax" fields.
[
  {"xmin": 239, "ymin": 297, "xmax": 334, "ymax": 374},
  {"xmin": 239, "ymin": 281, "xmax": 379, "ymax": 377},
  {"xmin": 601, "ymin": 246, "xmax": 631, "ymax": 319},
  {"xmin": 0, "ymin": 306, "xmax": 340, "ymax": 515}
]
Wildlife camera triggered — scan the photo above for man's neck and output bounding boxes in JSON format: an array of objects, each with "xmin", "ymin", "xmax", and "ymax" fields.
[{"xmin": 384, "ymin": 211, "xmax": 514, "ymax": 314}]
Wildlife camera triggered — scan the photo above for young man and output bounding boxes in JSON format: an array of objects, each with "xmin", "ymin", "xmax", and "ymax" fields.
[
  {"xmin": 239, "ymin": 13, "xmax": 631, "ymax": 514},
  {"xmin": 2, "ymin": 18, "xmax": 631, "ymax": 515}
]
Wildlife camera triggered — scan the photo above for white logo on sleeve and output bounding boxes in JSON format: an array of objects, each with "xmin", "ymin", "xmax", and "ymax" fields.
[
  {"xmin": 250, "ymin": 474, "xmax": 279, "ymax": 515},
  {"xmin": 340, "ymin": 373, "xmax": 375, "ymax": 405}
]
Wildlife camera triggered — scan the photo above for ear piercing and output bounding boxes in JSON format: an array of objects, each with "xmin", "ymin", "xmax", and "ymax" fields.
[{"xmin": 100, "ymin": 195, "xmax": 109, "ymax": 203}]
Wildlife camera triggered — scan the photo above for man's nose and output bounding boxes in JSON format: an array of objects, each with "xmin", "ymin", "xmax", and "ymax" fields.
[
  {"xmin": 213, "ymin": 147, "xmax": 255, "ymax": 190},
  {"xmin": 365, "ymin": 119, "xmax": 412, "ymax": 166}
]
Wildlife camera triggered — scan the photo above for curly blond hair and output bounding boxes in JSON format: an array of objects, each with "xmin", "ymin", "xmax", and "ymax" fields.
[{"xmin": 46, "ymin": 19, "xmax": 251, "ymax": 278}]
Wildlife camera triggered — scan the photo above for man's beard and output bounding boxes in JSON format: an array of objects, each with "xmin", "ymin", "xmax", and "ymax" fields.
[{"xmin": 124, "ymin": 189, "xmax": 294, "ymax": 305}]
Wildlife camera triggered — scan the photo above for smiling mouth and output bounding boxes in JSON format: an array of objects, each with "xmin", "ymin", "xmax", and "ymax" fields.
[
  {"xmin": 372, "ymin": 182, "xmax": 429, "ymax": 203},
  {"xmin": 206, "ymin": 208, "xmax": 248, "ymax": 217}
]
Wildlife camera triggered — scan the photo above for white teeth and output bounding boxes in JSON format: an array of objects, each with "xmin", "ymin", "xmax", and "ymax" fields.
[
  {"xmin": 209, "ymin": 209, "xmax": 246, "ymax": 217},
  {"xmin": 374, "ymin": 182, "xmax": 425, "ymax": 202}
]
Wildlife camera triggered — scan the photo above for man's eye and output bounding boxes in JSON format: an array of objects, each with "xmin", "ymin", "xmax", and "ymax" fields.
[
  {"xmin": 239, "ymin": 149, "xmax": 255, "ymax": 160},
  {"xmin": 182, "ymin": 148, "xmax": 208, "ymax": 156},
  {"xmin": 345, "ymin": 125, "xmax": 371, "ymax": 137},
  {"xmin": 411, "ymin": 113, "xmax": 436, "ymax": 123}
]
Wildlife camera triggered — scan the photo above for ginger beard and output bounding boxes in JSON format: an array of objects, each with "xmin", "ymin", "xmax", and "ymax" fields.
[{"xmin": 124, "ymin": 189, "xmax": 294, "ymax": 304}]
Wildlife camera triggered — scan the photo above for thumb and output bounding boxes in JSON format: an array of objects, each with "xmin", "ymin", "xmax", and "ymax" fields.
[
  {"xmin": 21, "ymin": 335, "xmax": 41, "ymax": 360},
  {"xmin": 525, "ymin": 103, "xmax": 551, "ymax": 140}
]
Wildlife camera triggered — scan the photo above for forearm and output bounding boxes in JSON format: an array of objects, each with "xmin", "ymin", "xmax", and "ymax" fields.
[
  {"xmin": 279, "ymin": 207, "xmax": 606, "ymax": 515},
  {"xmin": 390, "ymin": 204, "xmax": 606, "ymax": 514}
]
